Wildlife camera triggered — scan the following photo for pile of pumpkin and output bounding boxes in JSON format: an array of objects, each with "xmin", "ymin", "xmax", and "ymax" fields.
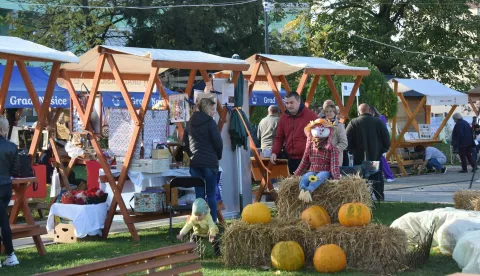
[{"xmin": 241, "ymin": 201, "xmax": 371, "ymax": 273}]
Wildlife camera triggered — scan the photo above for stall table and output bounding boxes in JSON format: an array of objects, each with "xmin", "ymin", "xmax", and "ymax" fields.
[
  {"xmin": 7, "ymin": 177, "xmax": 47, "ymax": 256},
  {"xmin": 251, "ymin": 157, "xmax": 289, "ymax": 202}
]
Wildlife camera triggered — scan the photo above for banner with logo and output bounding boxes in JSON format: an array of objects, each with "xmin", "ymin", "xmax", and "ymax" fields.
[{"xmin": 5, "ymin": 91, "xmax": 70, "ymax": 108}]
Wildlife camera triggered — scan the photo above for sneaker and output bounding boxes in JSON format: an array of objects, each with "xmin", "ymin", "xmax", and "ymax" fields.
[
  {"xmin": 386, "ymin": 178, "xmax": 395, "ymax": 183},
  {"xmin": 3, "ymin": 252, "xmax": 19, "ymax": 267},
  {"xmin": 441, "ymin": 167, "xmax": 448, "ymax": 174},
  {"xmin": 472, "ymin": 167, "xmax": 479, "ymax": 172}
]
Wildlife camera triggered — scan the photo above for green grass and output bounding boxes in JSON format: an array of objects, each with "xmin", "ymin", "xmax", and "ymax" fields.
[{"xmin": 4, "ymin": 202, "xmax": 461, "ymax": 275}]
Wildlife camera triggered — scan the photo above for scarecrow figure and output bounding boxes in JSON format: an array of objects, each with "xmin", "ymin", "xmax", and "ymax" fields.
[
  {"xmin": 294, "ymin": 119, "xmax": 341, "ymax": 202},
  {"xmin": 177, "ymin": 198, "xmax": 220, "ymax": 256}
]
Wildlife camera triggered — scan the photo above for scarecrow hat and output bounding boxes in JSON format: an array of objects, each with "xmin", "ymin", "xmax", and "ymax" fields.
[{"xmin": 304, "ymin": 118, "xmax": 335, "ymax": 134}]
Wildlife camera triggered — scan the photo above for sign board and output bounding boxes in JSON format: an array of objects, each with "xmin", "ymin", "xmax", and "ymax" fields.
[
  {"xmin": 341, "ymin": 82, "xmax": 360, "ymax": 97},
  {"xmin": 419, "ymin": 124, "xmax": 433, "ymax": 140}
]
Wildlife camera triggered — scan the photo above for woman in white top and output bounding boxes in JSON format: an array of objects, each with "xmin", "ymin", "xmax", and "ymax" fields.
[{"xmin": 324, "ymin": 105, "xmax": 348, "ymax": 166}]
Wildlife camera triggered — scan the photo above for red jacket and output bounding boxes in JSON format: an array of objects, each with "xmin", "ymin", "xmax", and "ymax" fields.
[{"xmin": 272, "ymin": 105, "xmax": 318, "ymax": 159}]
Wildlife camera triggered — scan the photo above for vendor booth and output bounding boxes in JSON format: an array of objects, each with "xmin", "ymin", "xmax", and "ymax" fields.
[
  {"xmin": 467, "ymin": 86, "xmax": 480, "ymax": 116},
  {"xmin": 60, "ymin": 46, "xmax": 250, "ymax": 241},
  {"xmin": 219, "ymin": 54, "xmax": 370, "ymax": 202},
  {"xmin": 387, "ymin": 78, "xmax": 468, "ymax": 176},
  {"xmin": 0, "ymin": 36, "xmax": 79, "ymax": 255}
]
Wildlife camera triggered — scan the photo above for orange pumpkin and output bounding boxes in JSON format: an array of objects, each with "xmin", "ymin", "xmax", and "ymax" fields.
[
  {"xmin": 300, "ymin": 205, "xmax": 331, "ymax": 229},
  {"xmin": 313, "ymin": 244, "xmax": 347, "ymax": 273},
  {"xmin": 271, "ymin": 241, "xmax": 305, "ymax": 271},
  {"xmin": 338, "ymin": 202, "xmax": 371, "ymax": 227},
  {"xmin": 241, "ymin": 203, "xmax": 271, "ymax": 224}
]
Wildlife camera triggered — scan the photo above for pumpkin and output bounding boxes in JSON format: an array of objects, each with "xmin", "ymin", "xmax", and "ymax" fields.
[
  {"xmin": 300, "ymin": 205, "xmax": 331, "ymax": 229},
  {"xmin": 313, "ymin": 244, "xmax": 346, "ymax": 273},
  {"xmin": 338, "ymin": 202, "xmax": 371, "ymax": 227},
  {"xmin": 241, "ymin": 203, "xmax": 271, "ymax": 224},
  {"xmin": 271, "ymin": 241, "xmax": 305, "ymax": 271}
]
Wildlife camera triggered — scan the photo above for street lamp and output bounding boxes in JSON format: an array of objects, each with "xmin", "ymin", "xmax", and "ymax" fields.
[{"xmin": 263, "ymin": 0, "xmax": 272, "ymax": 54}]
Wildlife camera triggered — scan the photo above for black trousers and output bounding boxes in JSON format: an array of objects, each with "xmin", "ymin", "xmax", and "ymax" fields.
[
  {"xmin": 0, "ymin": 184, "xmax": 14, "ymax": 255},
  {"xmin": 287, "ymin": 158, "xmax": 302, "ymax": 175},
  {"xmin": 458, "ymin": 146, "xmax": 476, "ymax": 171}
]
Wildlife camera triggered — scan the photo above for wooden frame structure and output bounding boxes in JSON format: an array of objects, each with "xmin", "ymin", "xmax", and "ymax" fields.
[
  {"xmin": 0, "ymin": 37, "xmax": 79, "ymax": 255},
  {"xmin": 386, "ymin": 78, "xmax": 467, "ymax": 176},
  {"xmin": 218, "ymin": 54, "xmax": 370, "ymax": 201},
  {"xmin": 467, "ymin": 87, "xmax": 480, "ymax": 116},
  {"xmin": 60, "ymin": 46, "xmax": 249, "ymax": 241}
]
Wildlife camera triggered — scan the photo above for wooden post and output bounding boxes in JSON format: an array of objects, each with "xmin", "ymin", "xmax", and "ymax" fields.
[
  {"xmin": 324, "ymin": 75, "xmax": 346, "ymax": 118},
  {"xmin": 279, "ymin": 75, "xmax": 291, "ymax": 93},
  {"xmin": 425, "ymin": 105, "xmax": 431, "ymax": 124},
  {"xmin": 433, "ymin": 105, "xmax": 457, "ymax": 140},
  {"xmin": 16, "ymin": 60, "xmax": 42, "ymax": 113},
  {"xmin": 0, "ymin": 59, "xmax": 14, "ymax": 114},
  {"xmin": 248, "ymin": 60, "xmax": 261, "ymax": 96},
  {"xmin": 305, "ymin": 75, "xmax": 320, "ymax": 108},
  {"xmin": 469, "ymin": 96, "xmax": 478, "ymax": 116},
  {"xmin": 296, "ymin": 71, "xmax": 309, "ymax": 96},
  {"xmin": 343, "ymin": 75, "xmax": 363, "ymax": 120},
  {"xmin": 82, "ymin": 54, "xmax": 106, "ymax": 130},
  {"xmin": 185, "ymin": 69, "xmax": 197, "ymax": 97},
  {"xmin": 261, "ymin": 62, "xmax": 286, "ymax": 112},
  {"xmin": 395, "ymin": 79, "xmax": 420, "ymax": 133}
]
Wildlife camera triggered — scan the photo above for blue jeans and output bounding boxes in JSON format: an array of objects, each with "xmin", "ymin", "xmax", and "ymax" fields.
[
  {"xmin": 189, "ymin": 167, "xmax": 218, "ymax": 222},
  {"xmin": 426, "ymin": 158, "xmax": 443, "ymax": 170},
  {"xmin": 299, "ymin": 171, "xmax": 330, "ymax": 193}
]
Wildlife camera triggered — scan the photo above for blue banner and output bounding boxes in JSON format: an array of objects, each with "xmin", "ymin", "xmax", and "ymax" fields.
[
  {"xmin": 102, "ymin": 91, "xmax": 178, "ymax": 108},
  {"xmin": 5, "ymin": 91, "xmax": 70, "ymax": 108},
  {"xmin": 249, "ymin": 90, "xmax": 287, "ymax": 107}
]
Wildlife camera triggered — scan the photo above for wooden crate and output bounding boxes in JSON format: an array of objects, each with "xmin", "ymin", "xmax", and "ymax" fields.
[
  {"xmin": 162, "ymin": 184, "xmax": 179, "ymax": 206},
  {"xmin": 116, "ymin": 157, "xmax": 170, "ymax": 173}
]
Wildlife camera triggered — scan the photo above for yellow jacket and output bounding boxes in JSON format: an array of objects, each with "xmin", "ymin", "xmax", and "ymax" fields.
[{"xmin": 179, "ymin": 213, "xmax": 219, "ymax": 237}]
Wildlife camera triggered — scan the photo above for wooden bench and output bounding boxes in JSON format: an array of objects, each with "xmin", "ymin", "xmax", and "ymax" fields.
[{"xmin": 34, "ymin": 242, "xmax": 202, "ymax": 276}]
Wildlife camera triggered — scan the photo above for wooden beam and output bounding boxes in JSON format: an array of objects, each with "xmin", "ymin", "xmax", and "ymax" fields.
[
  {"xmin": 106, "ymin": 54, "xmax": 139, "ymax": 124},
  {"xmin": 152, "ymin": 60, "xmax": 249, "ymax": 71},
  {"xmin": 185, "ymin": 69, "xmax": 197, "ymax": 96},
  {"xmin": 304, "ymin": 68, "xmax": 370, "ymax": 76},
  {"xmin": 425, "ymin": 105, "xmax": 431, "ymax": 124},
  {"xmin": 261, "ymin": 62, "xmax": 286, "ymax": 112},
  {"xmin": 305, "ymin": 75, "xmax": 320, "ymax": 108},
  {"xmin": 155, "ymin": 76, "xmax": 170, "ymax": 109},
  {"xmin": 60, "ymin": 70, "xmax": 87, "ymax": 116},
  {"xmin": 433, "ymin": 105, "xmax": 456, "ymax": 140},
  {"xmin": 248, "ymin": 61, "xmax": 261, "ymax": 96},
  {"xmin": 394, "ymin": 79, "xmax": 420, "ymax": 133},
  {"xmin": 82, "ymin": 54, "xmax": 106, "ymax": 128},
  {"xmin": 279, "ymin": 75, "xmax": 291, "ymax": 93},
  {"xmin": 15, "ymin": 60, "xmax": 42, "ymax": 114},
  {"xmin": 199, "ymin": 69, "xmax": 210, "ymax": 83},
  {"xmin": 296, "ymin": 71, "xmax": 309, "ymax": 95},
  {"xmin": 343, "ymin": 76, "xmax": 363, "ymax": 120},
  {"xmin": 470, "ymin": 98, "xmax": 478, "ymax": 116},
  {"xmin": 29, "ymin": 62, "xmax": 61, "ymax": 157},
  {"xmin": 324, "ymin": 75, "xmax": 346, "ymax": 119},
  {"xmin": 387, "ymin": 96, "xmax": 427, "ymax": 160},
  {"xmin": 0, "ymin": 59, "xmax": 14, "ymax": 114},
  {"xmin": 0, "ymin": 53, "xmax": 61, "ymax": 63},
  {"xmin": 62, "ymin": 71, "xmax": 152, "ymax": 81}
]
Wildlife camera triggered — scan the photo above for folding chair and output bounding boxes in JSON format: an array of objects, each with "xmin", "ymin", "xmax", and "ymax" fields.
[{"xmin": 168, "ymin": 176, "xmax": 205, "ymax": 242}]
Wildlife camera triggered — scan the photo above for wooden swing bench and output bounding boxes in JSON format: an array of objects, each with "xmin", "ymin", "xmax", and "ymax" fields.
[{"xmin": 35, "ymin": 242, "xmax": 202, "ymax": 276}]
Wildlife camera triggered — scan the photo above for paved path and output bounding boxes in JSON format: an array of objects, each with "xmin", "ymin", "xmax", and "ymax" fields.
[{"xmin": 13, "ymin": 165, "xmax": 480, "ymax": 250}]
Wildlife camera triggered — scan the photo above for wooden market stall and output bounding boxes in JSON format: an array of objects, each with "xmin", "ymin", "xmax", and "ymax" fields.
[
  {"xmin": 386, "ymin": 78, "xmax": 468, "ymax": 176},
  {"xmin": 0, "ymin": 36, "xmax": 80, "ymax": 255},
  {"xmin": 60, "ymin": 46, "xmax": 249, "ymax": 241},
  {"xmin": 219, "ymin": 54, "xmax": 370, "ymax": 202},
  {"xmin": 467, "ymin": 86, "xmax": 480, "ymax": 116}
]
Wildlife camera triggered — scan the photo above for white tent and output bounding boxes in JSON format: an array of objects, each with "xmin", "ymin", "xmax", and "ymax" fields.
[
  {"xmin": 0, "ymin": 36, "xmax": 79, "ymax": 63},
  {"xmin": 389, "ymin": 78, "xmax": 468, "ymax": 106}
]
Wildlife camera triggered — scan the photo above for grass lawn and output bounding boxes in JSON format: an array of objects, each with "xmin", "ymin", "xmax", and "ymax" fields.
[{"xmin": 4, "ymin": 202, "xmax": 461, "ymax": 275}]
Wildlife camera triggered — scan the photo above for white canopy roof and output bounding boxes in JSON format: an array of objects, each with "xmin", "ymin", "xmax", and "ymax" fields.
[
  {"xmin": 0, "ymin": 36, "xmax": 79, "ymax": 63},
  {"xmin": 389, "ymin": 78, "xmax": 468, "ymax": 105},
  {"xmin": 223, "ymin": 54, "xmax": 370, "ymax": 76}
]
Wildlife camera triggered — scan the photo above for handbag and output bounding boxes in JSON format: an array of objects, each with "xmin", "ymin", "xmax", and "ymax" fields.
[{"xmin": 13, "ymin": 149, "xmax": 35, "ymax": 178}]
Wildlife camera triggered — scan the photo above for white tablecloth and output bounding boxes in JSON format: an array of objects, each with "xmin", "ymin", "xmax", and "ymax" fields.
[
  {"xmin": 99, "ymin": 167, "xmax": 190, "ymax": 188},
  {"xmin": 47, "ymin": 203, "xmax": 108, "ymax": 238}
]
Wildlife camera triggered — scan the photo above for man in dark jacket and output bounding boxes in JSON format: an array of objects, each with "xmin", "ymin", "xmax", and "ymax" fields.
[
  {"xmin": 346, "ymin": 103, "xmax": 390, "ymax": 200},
  {"xmin": 270, "ymin": 92, "xmax": 318, "ymax": 174},
  {"xmin": 183, "ymin": 97, "xmax": 223, "ymax": 222},
  {"xmin": 452, "ymin": 113, "xmax": 476, "ymax": 173}
]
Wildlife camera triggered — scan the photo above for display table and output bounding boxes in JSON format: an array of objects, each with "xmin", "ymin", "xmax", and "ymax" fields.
[
  {"xmin": 9, "ymin": 177, "xmax": 47, "ymax": 255},
  {"xmin": 391, "ymin": 139, "xmax": 442, "ymax": 176},
  {"xmin": 47, "ymin": 203, "xmax": 108, "ymax": 238},
  {"xmin": 250, "ymin": 157, "xmax": 289, "ymax": 202}
]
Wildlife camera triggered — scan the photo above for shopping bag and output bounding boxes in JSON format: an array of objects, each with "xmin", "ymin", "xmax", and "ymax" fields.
[{"xmin": 50, "ymin": 168, "xmax": 61, "ymax": 198}]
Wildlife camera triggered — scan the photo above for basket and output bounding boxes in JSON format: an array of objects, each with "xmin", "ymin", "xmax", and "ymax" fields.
[{"xmin": 86, "ymin": 193, "xmax": 108, "ymax": 204}]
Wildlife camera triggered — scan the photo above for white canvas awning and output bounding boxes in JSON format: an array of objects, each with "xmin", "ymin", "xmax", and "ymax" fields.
[
  {"xmin": 389, "ymin": 78, "xmax": 468, "ymax": 106},
  {"xmin": 220, "ymin": 54, "xmax": 370, "ymax": 76},
  {"xmin": 0, "ymin": 36, "xmax": 79, "ymax": 63}
]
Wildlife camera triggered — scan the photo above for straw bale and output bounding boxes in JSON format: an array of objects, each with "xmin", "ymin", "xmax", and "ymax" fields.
[
  {"xmin": 276, "ymin": 175, "xmax": 373, "ymax": 222},
  {"xmin": 453, "ymin": 190, "xmax": 480, "ymax": 211},
  {"xmin": 221, "ymin": 220, "xmax": 407, "ymax": 273}
]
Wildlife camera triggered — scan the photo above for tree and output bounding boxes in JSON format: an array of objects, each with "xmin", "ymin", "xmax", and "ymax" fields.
[
  {"xmin": 288, "ymin": 0, "xmax": 480, "ymax": 92},
  {"xmin": 6, "ymin": 0, "xmax": 130, "ymax": 55},
  {"xmin": 124, "ymin": 0, "xmax": 265, "ymax": 59}
]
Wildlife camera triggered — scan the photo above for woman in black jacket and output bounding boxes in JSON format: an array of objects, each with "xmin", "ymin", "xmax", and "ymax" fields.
[
  {"xmin": 183, "ymin": 97, "xmax": 223, "ymax": 223},
  {"xmin": 0, "ymin": 115, "xmax": 19, "ymax": 267}
]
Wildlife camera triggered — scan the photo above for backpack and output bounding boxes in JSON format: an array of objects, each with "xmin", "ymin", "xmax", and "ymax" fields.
[{"xmin": 13, "ymin": 149, "xmax": 35, "ymax": 178}]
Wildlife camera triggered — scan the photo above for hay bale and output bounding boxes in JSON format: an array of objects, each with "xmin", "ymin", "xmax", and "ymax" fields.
[
  {"xmin": 221, "ymin": 219, "xmax": 407, "ymax": 273},
  {"xmin": 453, "ymin": 190, "xmax": 480, "ymax": 211},
  {"xmin": 276, "ymin": 175, "xmax": 373, "ymax": 222}
]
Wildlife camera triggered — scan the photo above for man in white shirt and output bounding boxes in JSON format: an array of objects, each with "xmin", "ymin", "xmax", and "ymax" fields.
[{"xmin": 414, "ymin": 145, "xmax": 447, "ymax": 174}]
